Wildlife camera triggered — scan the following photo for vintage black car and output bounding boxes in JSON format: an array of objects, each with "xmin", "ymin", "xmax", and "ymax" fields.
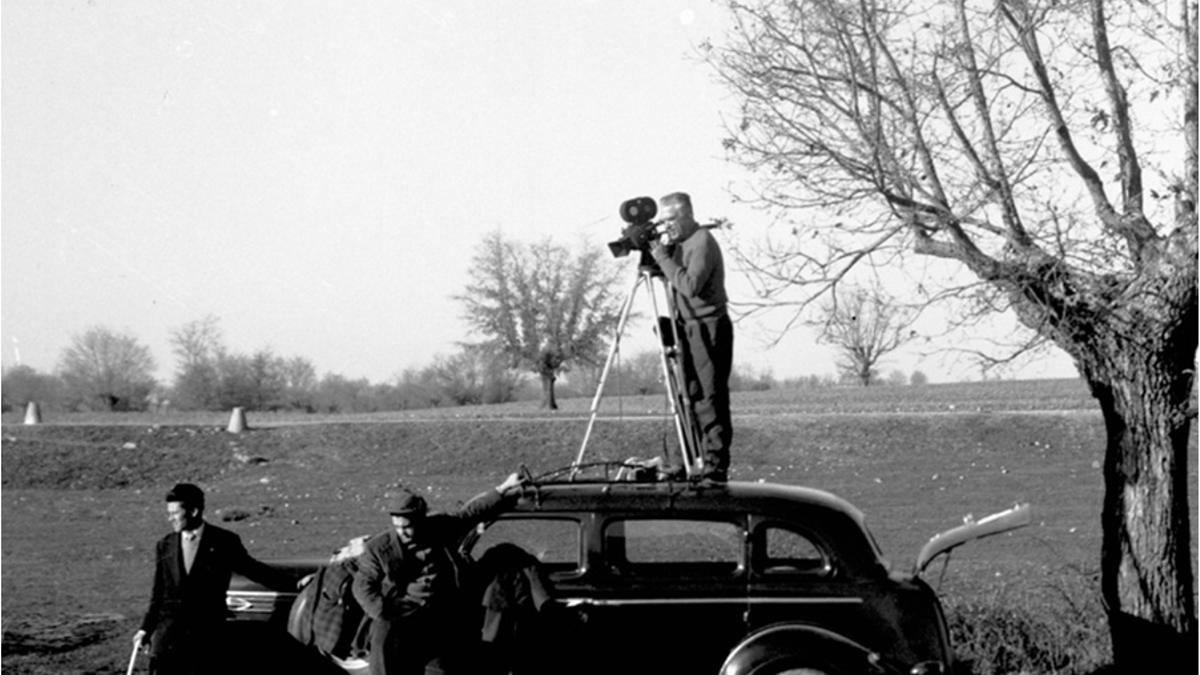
[{"xmin": 226, "ymin": 469, "xmax": 1029, "ymax": 674}]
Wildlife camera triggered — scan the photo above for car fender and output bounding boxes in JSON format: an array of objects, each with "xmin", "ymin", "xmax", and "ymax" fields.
[{"xmin": 719, "ymin": 623, "xmax": 898, "ymax": 675}]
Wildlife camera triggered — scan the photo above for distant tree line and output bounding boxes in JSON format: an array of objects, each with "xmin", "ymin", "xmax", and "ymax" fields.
[
  {"xmin": 0, "ymin": 322, "xmax": 932, "ymax": 415},
  {"xmin": 0, "ymin": 319, "xmax": 524, "ymax": 414}
]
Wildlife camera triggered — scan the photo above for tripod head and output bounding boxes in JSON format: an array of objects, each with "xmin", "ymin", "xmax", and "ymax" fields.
[{"xmin": 637, "ymin": 249, "xmax": 664, "ymax": 277}]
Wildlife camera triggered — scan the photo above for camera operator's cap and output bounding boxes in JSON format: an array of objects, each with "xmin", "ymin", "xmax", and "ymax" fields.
[{"xmin": 385, "ymin": 489, "xmax": 428, "ymax": 517}]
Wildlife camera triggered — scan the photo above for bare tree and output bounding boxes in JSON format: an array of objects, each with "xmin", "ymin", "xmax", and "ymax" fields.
[
  {"xmin": 810, "ymin": 286, "xmax": 917, "ymax": 386},
  {"xmin": 457, "ymin": 231, "xmax": 624, "ymax": 409},
  {"xmin": 58, "ymin": 326, "xmax": 157, "ymax": 411},
  {"xmin": 603, "ymin": 350, "xmax": 668, "ymax": 397},
  {"xmin": 170, "ymin": 314, "xmax": 222, "ymax": 370},
  {"xmin": 312, "ymin": 372, "xmax": 379, "ymax": 413},
  {"xmin": 625, "ymin": 350, "xmax": 669, "ymax": 396},
  {"xmin": 708, "ymin": 0, "xmax": 1197, "ymax": 662},
  {"xmin": 170, "ymin": 317, "xmax": 318, "ymax": 411},
  {"xmin": 426, "ymin": 346, "xmax": 521, "ymax": 406},
  {"xmin": 169, "ymin": 315, "xmax": 223, "ymax": 409},
  {"xmin": 245, "ymin": 348, "xmax": 287, "ymax": 410},
  {"xmin": 278, "ymin": 356, "xmax": 318, "ymax": 410}
]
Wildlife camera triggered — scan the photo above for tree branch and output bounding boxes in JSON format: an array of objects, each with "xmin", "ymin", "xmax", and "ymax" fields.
[
  {"xmin": 999, "ymin": 0, "xmax": 1152, "ymax": 257},
  {"xmin": 1089, "ymin": 0, "xmax": 1150, "ymax": 229},
  {"xmin": 951, "ymin": 0, "xmax": 1032, "ymax": 248},
  {"xmin": 1180, "ymin": 0, "xmax": 1199, "ymax": 231}
]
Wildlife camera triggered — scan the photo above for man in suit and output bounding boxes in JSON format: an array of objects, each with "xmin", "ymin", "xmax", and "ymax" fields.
[
  {"xmin": 132, "ymin": 483, "xmax": 293, "ymax": 675},
  {"xmin": 353, "ymin": 473, "xmax": 523, "ymax": 675}
]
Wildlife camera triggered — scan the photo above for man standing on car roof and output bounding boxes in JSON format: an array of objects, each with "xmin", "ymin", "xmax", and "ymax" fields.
[
  {"xmin": 132, "ymin": 482, "xmax": 295, "ymax": 675},
  {"xmin": 353, "ymin": 472, "xmax": 523, "ymax": 675},
  {"xmin": 650, "ymin": 191, "xmax": 734, "ymax": 482}
]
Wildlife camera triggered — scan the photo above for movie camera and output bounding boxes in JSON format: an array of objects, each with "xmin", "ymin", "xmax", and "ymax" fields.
[{"xmin": 607, "ymin": 196, "xmax": 663, "ymax": 258}]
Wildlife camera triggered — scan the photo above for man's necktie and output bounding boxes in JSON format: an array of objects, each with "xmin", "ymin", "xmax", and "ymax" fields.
[{"xmin": 182, "ymin": 531, "xmax": 199, "ymax": 573}]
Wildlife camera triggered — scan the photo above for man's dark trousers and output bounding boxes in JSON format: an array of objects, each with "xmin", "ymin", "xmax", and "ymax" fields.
[
  {"xmin": 368, "ymin": 613, "xmax": 449, "ymax": 675},
  {"xmin": 678, "ymin": 314, "xmax": 733, "ymax": 474}
]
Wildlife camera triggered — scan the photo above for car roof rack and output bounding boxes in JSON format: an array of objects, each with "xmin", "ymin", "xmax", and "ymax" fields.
[{"xmin": 523, "ymin": 458, "xmax": 688, "ymax": 486}]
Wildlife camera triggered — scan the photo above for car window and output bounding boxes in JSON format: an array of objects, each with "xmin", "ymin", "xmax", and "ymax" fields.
[
  {"xmin": 757, "ymin": 525, "xmax": 831, "ymax": 576},
  {"xmin": 472, "ymin": 517, "xmax": 581, "ymax": 573},
  {"xmin": 604, "ymin": 518, "xmax": 742, "ymax": 577}
]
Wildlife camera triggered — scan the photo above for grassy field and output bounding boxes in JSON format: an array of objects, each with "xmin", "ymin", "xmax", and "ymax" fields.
[{"xmin": 2, "ymin": 379, "xmax": 1196, "ymax": 674}]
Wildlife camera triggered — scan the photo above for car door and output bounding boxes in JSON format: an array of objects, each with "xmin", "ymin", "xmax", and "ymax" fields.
[
  {"xmin": 744, "ymin": 517, "xmax": 872, "ymax": 640},
  {"xmin": 464, "ymin": 514, "xmax": 592, "ymax": 673},
  {"xmin": 574, "ymin": 514, "xmax": 750, "ymax": 674}
]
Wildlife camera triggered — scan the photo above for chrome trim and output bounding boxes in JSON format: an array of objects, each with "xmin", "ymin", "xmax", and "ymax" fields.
[
  {"xmin": 227, "ymin": 590, "xmax": 294, "ymax": 598},
  {"xmin": 226, "ymin": 590, "xmax": 295, "ymax": 614},
  {"xmin": 564, "ymin": 596, "xmax": 863, "ymax": 607},
  {"xmin": 744, "ymin": 597, "xmax": 863, "ymax": 605},
  {"xmin": 226, "ymin": 596, "xmax": 254, "ymax": 611}
]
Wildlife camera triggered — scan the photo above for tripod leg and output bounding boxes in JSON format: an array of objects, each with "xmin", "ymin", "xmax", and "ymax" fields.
[
  {"xmin": 573, "ymin": 270, "xmax": 644, "ymax": 471},
  {"xmin": 647, "ymin": 276, "xmax": 705, "ymax": 476}
]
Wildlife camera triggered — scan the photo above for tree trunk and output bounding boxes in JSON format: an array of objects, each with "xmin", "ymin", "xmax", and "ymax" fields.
[
  {"xmin": 1090, "ymin": 376, "xmax": 1196, "ymax": 668},
  {"xmin": 1078, "ymin": 317, "xmax": 1197, "ymax": 669},
  {"xmin": 540, "ymin": 371, "xmax": 558, "ymax": 410},
  {"xmin": 1000, "ymin": 235, "xmax": 1198, "ymax": 670}
]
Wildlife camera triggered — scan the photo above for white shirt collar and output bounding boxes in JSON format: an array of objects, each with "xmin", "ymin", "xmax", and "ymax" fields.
[{"xmin": 182, "ymin": 522, "xmax": 205, "ymax": 541}]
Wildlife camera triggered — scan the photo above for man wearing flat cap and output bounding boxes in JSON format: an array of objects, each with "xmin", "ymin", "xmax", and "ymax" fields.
[
  {"xmin": 354, "ymin": 473, "xmax": 523, "ymax": 675},
  {"xmin": 132, "ymin": 482, "xmax": 294, "ymax": 674}
]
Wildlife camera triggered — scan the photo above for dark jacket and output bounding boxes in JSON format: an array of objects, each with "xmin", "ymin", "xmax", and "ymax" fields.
[
  {"xmin": 140, "ymin": 522, "xmax": 290, "ymax": 659},
  {"xmin": 352, "ymin": 488, "xmax": 509, "ymax": 622},
  {"xmin": 477, "ymin": 542, "xmax": 553, "ymax": 644}
]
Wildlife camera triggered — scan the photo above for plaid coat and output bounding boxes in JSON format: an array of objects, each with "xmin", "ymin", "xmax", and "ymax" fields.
[{"xmin": 292, "ymin": 557, "xmax": 369, "ymax": 658}]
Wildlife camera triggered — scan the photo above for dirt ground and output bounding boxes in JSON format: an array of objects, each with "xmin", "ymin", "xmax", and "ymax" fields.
[{"xmin": 2, "ymin": 388, "xmax": 1195, "ymax": 674}]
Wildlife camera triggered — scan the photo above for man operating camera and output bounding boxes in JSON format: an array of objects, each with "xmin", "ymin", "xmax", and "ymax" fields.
[{"xmin": 649, "ymin": 192, "xmax": 733, "ymax": 481}]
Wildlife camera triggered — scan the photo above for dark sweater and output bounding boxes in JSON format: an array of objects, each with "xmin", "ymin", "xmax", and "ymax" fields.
[{"xmin": 654, "ymin": 228, "xmax": 728, "ymax": 321}]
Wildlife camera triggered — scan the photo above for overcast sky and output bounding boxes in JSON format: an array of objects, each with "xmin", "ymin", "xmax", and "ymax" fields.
[{"xmin": 2, "ymin": 0, "xmax": 1077, "ymax": 385}]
